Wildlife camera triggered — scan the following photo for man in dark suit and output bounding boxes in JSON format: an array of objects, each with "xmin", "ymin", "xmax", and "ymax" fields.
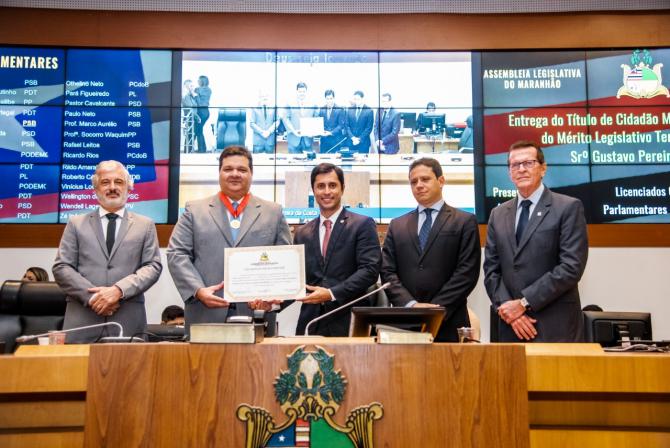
[
  {"xmin": 317, "ymin": 89, "xmax": 347, "ymax": 153},
  {"xmin": 345, "ymin": 90, "xmax": 374, "ymax": 153},
  {"xmin": 251, "ymin": 163, "xmax": 381, "ymax": 336},
  {"xmin": 484, "ymin": 140, "xmax": 588, "ymax": 342},
  {"xmin": 374, "ymin": 92, "xmax": 401, "ymax": 154},
  {"xmin": 381, "ymin": 158, "xmax": 480, "ymax": 342}
]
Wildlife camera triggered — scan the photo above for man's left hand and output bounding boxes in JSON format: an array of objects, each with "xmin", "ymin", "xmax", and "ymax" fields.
[
  {"xmin": 88, "ymin": 286, "xmax": 123, "ymax": 316},
  {"xmin": 498, "ymin": 299, "xmax": 526, "ymax": 324},
  {"xmin": 296, "ymin": 285, "xmax": 332, "ymax": 304}
]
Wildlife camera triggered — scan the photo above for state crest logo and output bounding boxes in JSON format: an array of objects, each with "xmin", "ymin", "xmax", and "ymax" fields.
[
  {"xmin": 237, "ymin": 346, "xmax": 383, "ymax": 447},
  {"xmin": 617, "ymin": 49, "xmax": 670, "ymax": 99}
]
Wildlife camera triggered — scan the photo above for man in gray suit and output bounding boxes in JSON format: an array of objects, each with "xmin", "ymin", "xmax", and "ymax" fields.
[
  {"xmin": 53, "ymin": 161, "xmax": 162, "ymax": 343},
  {"xmin": 484, "ymin": 140, "xmax": 588, "ymax": 342},
  {"xmin": 282, "ymin": 82, "xmax": 318, "ymax": 153},
  {"xmin": 250, "ymin": 90, "xmax": 279, "ymax": 154},
  {"xmin": 167, "ymin": 146, "xmax": 291, "ymax": 332}
]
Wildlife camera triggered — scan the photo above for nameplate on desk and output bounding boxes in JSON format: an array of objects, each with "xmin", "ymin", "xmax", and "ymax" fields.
[
  {"xmin": 190, "ymin": 323, "xmax": 264, "ymax": 344},
  {"xmin": 376, "ymin": 325, "xmax": 434, "ymax": 344}
]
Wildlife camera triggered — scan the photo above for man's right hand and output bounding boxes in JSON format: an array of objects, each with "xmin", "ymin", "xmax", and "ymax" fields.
[
  {"xmin": 412, "ymin": 302, "xmax": 440, "ymax": 308},
  {"xmin": 195, "ymin": 282, "xmax": 229, "ymax": 308}
]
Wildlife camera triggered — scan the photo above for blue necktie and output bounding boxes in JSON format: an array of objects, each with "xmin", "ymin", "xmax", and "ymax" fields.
[
  {"xmin": 418, "ymin": 208, "xmax": 433, "ymax": 251},
  {"xmin": 230, "ymin": 201, "xmax": 239, "ymax": 242},
  {"xmin": 516, "ymin": 200, "xmax": 532, "ymax": 244}
]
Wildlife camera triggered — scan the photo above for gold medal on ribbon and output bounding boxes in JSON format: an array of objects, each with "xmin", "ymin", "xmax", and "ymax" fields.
[{"xmin": 230, "ymin": 219, "xmax": 241, "ymax": 229}]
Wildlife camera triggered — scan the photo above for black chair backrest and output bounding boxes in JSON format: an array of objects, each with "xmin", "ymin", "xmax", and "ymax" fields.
[
  {"xmin": 216, "ymin": 108, "xmax": 247, "ymax": 149},
  {"xmin": 0, "ymin": 281, "xmax": 67, "ymax": 315}
]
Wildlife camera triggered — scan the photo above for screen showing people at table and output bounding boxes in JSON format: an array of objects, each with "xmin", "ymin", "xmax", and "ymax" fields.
[{"xmin": 419, "ymin": 113, "xmax": 446, "ymax": 135}]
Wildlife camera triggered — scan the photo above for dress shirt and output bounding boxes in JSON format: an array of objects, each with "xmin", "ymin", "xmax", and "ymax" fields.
[
  {"xmin": 515, "ymin": 184, "xmax": 544, "ymax": 231},
  {"xmin": 318, "ymin": 206, "xmax": 343, "ymax": 302},
  {"xmin": 99, "ymin": 207, "xmax": 126, "ymax": 241},
  {"xmin": 417, "ymin": 199, "xmax": 444, "ymax": 236},
  {"xmin": 406, "ymin": 199, "xmax": 444, "ymax": 307}
]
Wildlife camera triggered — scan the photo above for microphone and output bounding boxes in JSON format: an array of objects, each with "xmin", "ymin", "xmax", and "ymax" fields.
[
  {"xmin": 15, "ymin": 321, "xmax": 124, "ymax": 343},
  {"xmin": 304, "ymin": 282, "xmax": 390, "ymax": 336}
]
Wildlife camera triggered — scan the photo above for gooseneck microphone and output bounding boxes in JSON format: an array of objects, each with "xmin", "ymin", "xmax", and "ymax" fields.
[
  {"xmin": 15, "ymin": 321, "xmax": 124, "ymax": 343},
  {"xmin": 304, "ymin": 282, "xmax": 390, "ymax": 336}
]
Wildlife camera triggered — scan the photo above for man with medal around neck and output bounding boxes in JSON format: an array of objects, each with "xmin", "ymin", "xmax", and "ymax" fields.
[{"xmin": 167, "ymin": 146, "xmax": 291, "ymax": 334}]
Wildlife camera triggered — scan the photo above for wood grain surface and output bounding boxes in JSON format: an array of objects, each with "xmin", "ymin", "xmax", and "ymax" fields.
[{"xmin": 84, "ymin": 342, "xmax": 529, "ymax": 447}]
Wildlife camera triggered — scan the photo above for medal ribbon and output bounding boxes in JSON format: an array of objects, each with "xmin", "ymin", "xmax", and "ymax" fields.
[{"xmin": 219, "ymin": 192, "xmax": 251, "ymax": 218}]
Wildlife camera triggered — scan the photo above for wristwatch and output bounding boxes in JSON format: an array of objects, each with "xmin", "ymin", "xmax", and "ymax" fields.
[{"xmin": 519, "ymin": 298, "xmax": 531, "ymax": 311}]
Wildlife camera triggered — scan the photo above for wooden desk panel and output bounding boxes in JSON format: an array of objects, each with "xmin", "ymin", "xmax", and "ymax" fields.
[
  {"xmin": 84, "ymin": 343, "xmax": 529, "ymax": 448},
  {"xmin": 0, "ymin": 346, "xmax": 89, "ymax": 448}
]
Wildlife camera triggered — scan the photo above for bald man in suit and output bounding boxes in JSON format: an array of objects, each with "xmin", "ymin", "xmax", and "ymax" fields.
[
  {"xmin": 484, "ymin": 140, "xmax": 588, "ymax": 342},
  {"xmin": 167, "ymin": 146, "xmax": 291, "ymax": 333},
  {"xmin": 53, "ymin": 161, "xmax": 162, "ymax": 343}
]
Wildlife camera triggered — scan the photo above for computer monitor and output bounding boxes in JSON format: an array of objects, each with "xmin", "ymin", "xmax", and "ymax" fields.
[
  {"xmin": 145, "ymin": 324, "xmax": 186, "ymax": 342},
  {"xmin": 399, "ymin": 112, "xmax": 417, "ymax": 131},
  {"xmin": 419, "ymin": 113, "xmax": 446, "ymax": 135},
  {"xmin": 583, "ymin": 311, "xmax": 652, "ymax": 347},
  {"xmin": 349, "ymin": 307, "xmax": 445, "ymax": 337}
]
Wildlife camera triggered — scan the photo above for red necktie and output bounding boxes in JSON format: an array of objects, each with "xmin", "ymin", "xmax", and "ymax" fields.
[{"xmin": 322, "ymin": 219, "xmax": 332, "ymax": 258}]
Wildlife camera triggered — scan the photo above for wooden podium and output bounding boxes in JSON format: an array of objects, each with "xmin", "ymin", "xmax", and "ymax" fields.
[{"xmin": 83, "ymin": 340, "xmax": 529, "ymax": 447}]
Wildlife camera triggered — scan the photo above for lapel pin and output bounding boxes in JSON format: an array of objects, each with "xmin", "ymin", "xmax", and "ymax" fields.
[{"xmin": 537, "ymin": 212, "xmax": 542, "ymax": 216}]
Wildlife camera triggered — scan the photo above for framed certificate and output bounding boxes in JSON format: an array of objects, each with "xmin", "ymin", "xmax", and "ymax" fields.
[{"xmin": 223, "ymin": 245, "xmax": 305, "ymax": 302}]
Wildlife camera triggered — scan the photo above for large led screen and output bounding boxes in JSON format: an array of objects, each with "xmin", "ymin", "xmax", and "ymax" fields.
[{"xmin": 177, "ymin": 51, "xmax": 475, "ymax": 223}]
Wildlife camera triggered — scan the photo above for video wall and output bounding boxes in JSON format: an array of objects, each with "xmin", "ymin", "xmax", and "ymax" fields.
[{"xmin": 1, "ymin": 46, "xmax": 669, "ymax": 224}]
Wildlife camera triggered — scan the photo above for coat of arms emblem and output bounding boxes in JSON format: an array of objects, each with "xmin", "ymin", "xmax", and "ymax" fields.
[
  {"xmin": 617, "ymin": 49, "xmax": 670, "ymax": 99},
  {"xmin": 237, "ymin": 346, "xmax": 383, "ymax": 447}
]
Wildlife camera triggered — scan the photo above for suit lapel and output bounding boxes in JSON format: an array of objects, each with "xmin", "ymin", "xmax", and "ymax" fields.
[
  {"xmin": 502, "ymin": 199, "xmax": 518, "ymax": 250},
  {"xmin": 323, "ymin": 209, "xmax": 348, "ymax": 269},
  {"xmin": 208, "ymin": 195, "xmax": 234, "ymax": 246},
  {"xmin": 516, "ymin": 188, "xmax": 552, "ymax": 255},
  {"xmin": 236, "ymin": 195, "xmax": 261, "ymax": 247},
  {"xmin": 109, "ymin": 212, "xmax": 134, "ymax": 259},
  {"xmin": 406, "ymin": 209, "xmax": 421, "ymax": 255},
  {"xmin": 89, "ymin": 211, "xmax": 108, "ymax": 256},
  {"xmin": 305, "ymin": 218, "xmax": 323, "ymax": 266},
  {"xmin": 420, "ymin": 205, "xmax": 451, "ymax": 261}
]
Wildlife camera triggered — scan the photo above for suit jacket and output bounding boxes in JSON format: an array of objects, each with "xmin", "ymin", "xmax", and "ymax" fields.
[
  {"xmin": 167, "ymin": 194, "xmax": 292, "ymax": 332},
  {"xmin": 484, "ymin": 187, "xmax": 588, "ymax": 342},
  {"xmin": 381, "ymin": 205, "xmax": 481, "ymax": 342},
  {"xmin": 293, "ymin": 209, "xmax": 381, "ymax": 336},
  {"xmin": 345, "ymin": 106, "xmax": 374, "ymax": 153},
  {"xmin": 374, "ymin": 107, "xmax": 401, "ymax": 154},
  {"xmin": 52, "ymin": 210, "xmax": 162, "ymax": 343},
  {"xmin": 250, "ymin": 106, "xmax": 278, "ymax": 150},
  {"xmin": 317, "ymin": 106, "xmax": 347, "ymax": 153},
  {"xmin": 282, "ymin": 104, "xmax": 318, "ymax": 151}
]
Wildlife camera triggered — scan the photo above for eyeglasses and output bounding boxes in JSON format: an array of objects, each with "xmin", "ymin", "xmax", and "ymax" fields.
[{"xmin": 509, "ymin": 159, "xmax": 539, "ymax": 171}]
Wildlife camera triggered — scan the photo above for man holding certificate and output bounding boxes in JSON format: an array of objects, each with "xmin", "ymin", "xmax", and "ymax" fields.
[
  {"xmin": 252, "ymin": 163, "xmax": 381, "ymax": 336},
  {"xmin": 167, "ymin": 146, "xmax": 292, "ymax": 332}
]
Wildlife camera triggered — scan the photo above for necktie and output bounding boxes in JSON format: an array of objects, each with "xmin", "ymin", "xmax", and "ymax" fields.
[
  {"xmin": 418, "ymin": 208, "xmax": 433, "ymax": 252},
  {"xmin": 230, "ymin": 201, "xmax": 239, "ymax": 242},
  {"xmin": 516, "ymin": 200, "xmax": 532, "ymax": 244},
  {"xmin": 322, "ymin": 219, "xmax": 332, "ymax": 258},
  {"xmin": 105, "ymin": 213, "xmax": 118, "ymax": 254},
  {"xmin": 356, "ymin": 107, "xmax": 361, "ymax": 120},
  {"xmin": 327, "ymin": 107, "xmax": 332, "ymax": 120},
  {"xmin": 263, "ymin": 105, "xmax": 267, "ymax": 120}
]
